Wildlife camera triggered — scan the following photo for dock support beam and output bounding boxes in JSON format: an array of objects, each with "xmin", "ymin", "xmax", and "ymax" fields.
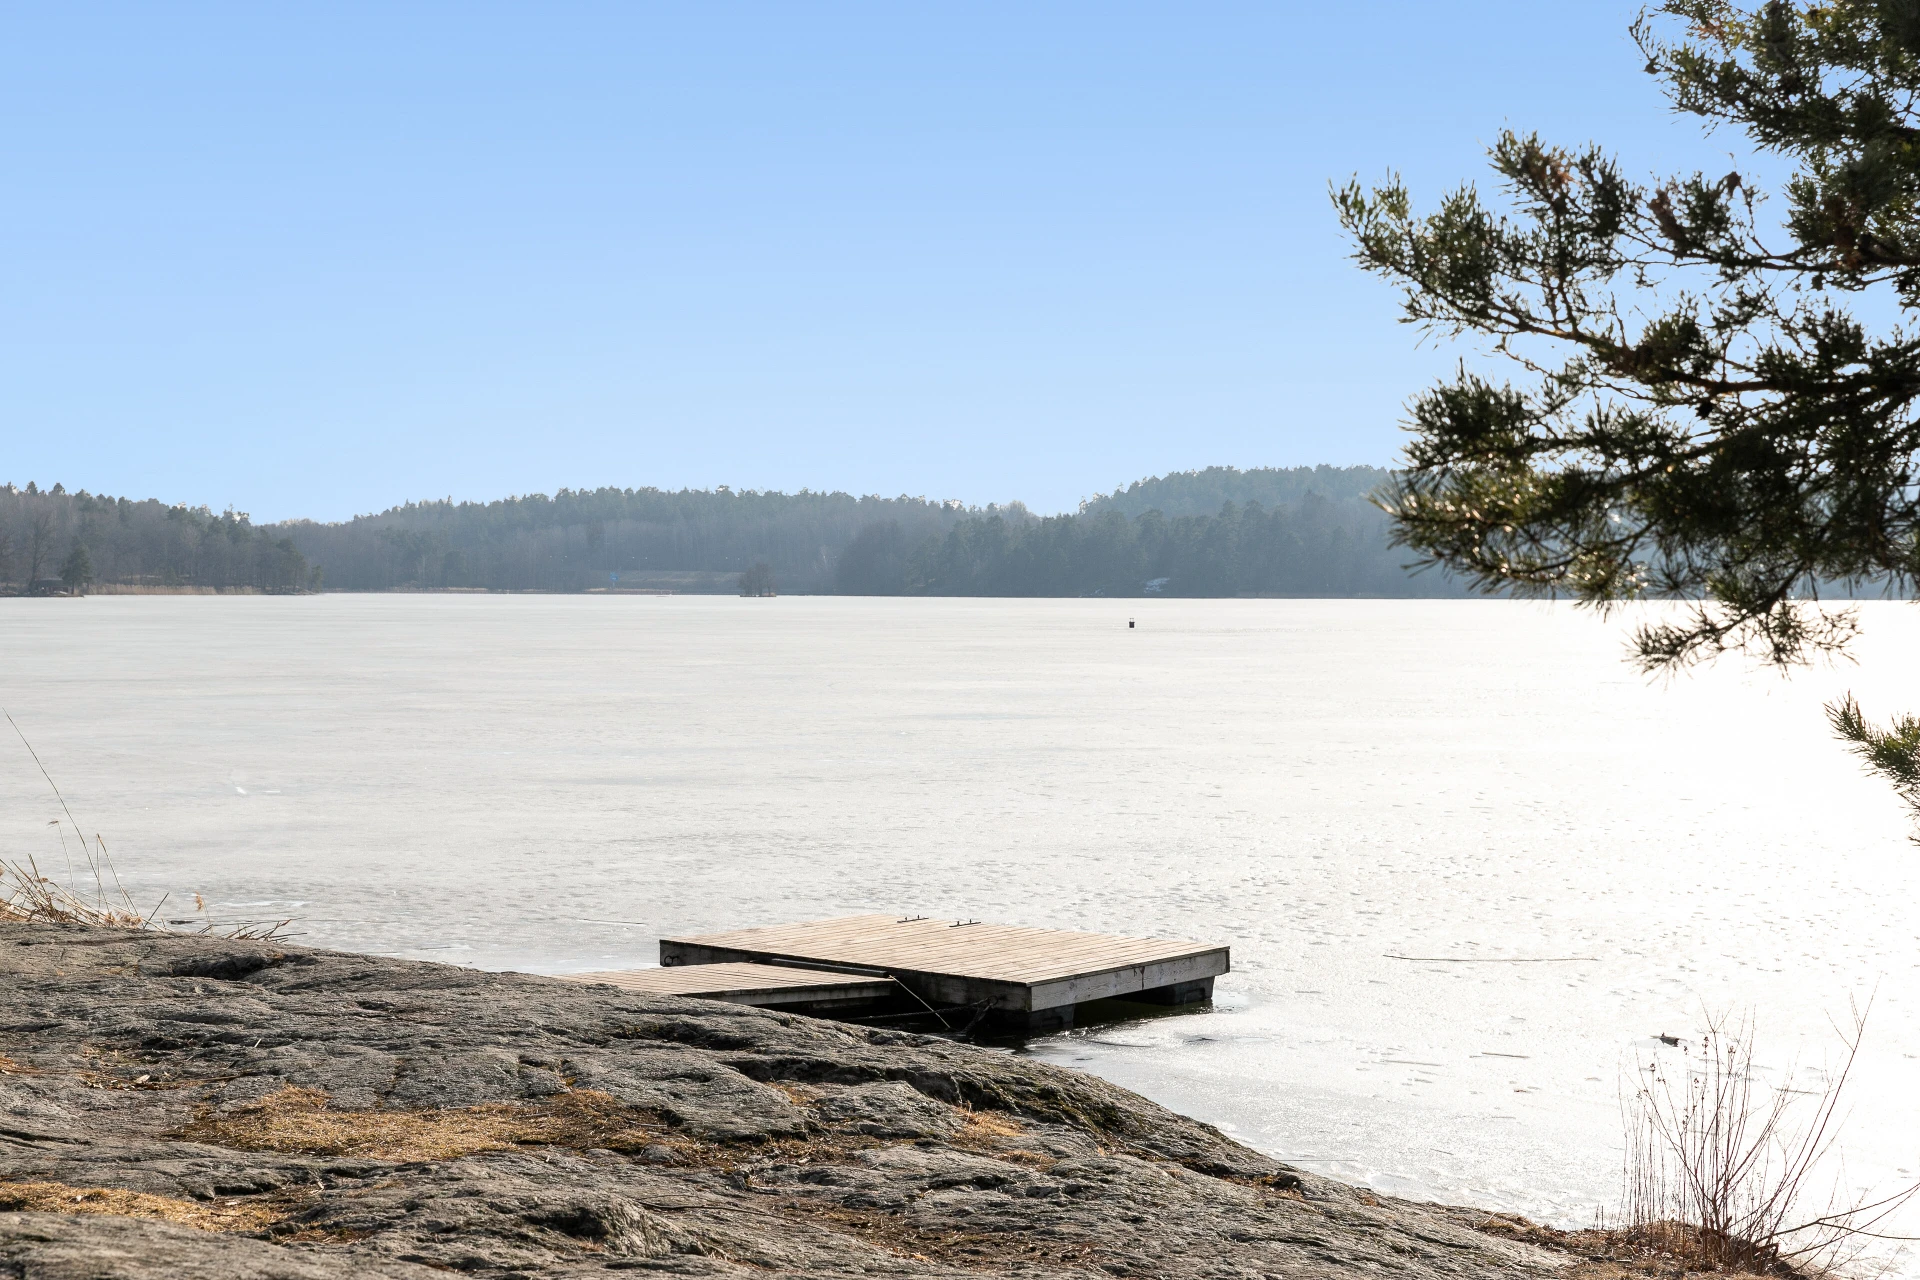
[
  {"xmin": 998, "ymin": 1005, "xmax": 1075, "ymax": 1034},
  {"xmin": 1132, "ymin": 977, "xmax": 1215, "ymax": 1006}
]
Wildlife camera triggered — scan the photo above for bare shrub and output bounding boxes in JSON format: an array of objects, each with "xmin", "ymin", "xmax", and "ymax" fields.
[{"xmin": 1618, "ymin": 1006, "xmax": 1916, "ymax": 1276}]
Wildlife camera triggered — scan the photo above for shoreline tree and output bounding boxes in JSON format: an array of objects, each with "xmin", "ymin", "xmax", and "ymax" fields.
[
  {"xmin": 58, "ymin": 542, "xmax": 93, "ymax": 596},
  {"xmin": 738, "ymin": 561, "xmax": 776, "ymax": 597},
  {"xmin": 1338, "ymin": 0, "xmax": 1920, "ymax": 827},
  {"xmin": 26, "ymin": 509, "xmax": 53, "ymax": 584}
]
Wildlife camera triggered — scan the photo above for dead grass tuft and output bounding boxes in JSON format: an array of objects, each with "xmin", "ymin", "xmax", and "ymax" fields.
[
  {"xmin": 1461, "ymin": 1211, "xmax": 1827, "ymax": 1279},
  {"xmin": 947, "ymin": 1105, "xmax": 1057, "ymax": 1168},
  {"xmin": 0, "ymin": 856, "xmax": 147, "ymax": 929},
  {"xmin": 178, "ymin": 1086, "xmax": 669, "ymax": 1162},
  {"xmin": 2, "ymin": 851, "xmax": 291, "ymax": 940},
  {"xmin": 0, "ymin": 1179, "xmax": 280, "ymax": 1232},
  {"xmin": 940, "ymin": 1113, "xmax": 1052, "ymax": 1174},
  {"xmin": 955, "ymin": 1106, "xmax": 1024, "ymax": 1141},
  {"xmin": 1, "ymin": 711, "xmax": 290, "ymax": 940},
  {"xmin": 0, "ymin": 712, "xmax": 151, "ymax": 932},
  {"xmin": 1593, "ymin": 1220, "xmax": 1821, "ymax": 1279}
]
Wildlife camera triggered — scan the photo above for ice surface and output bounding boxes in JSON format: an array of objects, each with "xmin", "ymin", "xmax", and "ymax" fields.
[{"xmin": 3, "ymin": 595, "xmax": 1915, "ymax": 1266}]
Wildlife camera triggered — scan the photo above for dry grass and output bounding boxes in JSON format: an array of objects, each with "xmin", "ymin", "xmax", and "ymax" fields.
[
  {"xmin": 179, "ymin": 1086, "xmax": 672, "ymax": 1162},
  {"xmin": 179, "ymin": 1085, "xmax": 1050, "ymax": 1172},
  {"xmin": 0, "ymin": 856, "xmax": 292, "ymax": 939},
  {"xmin": 947, "ymin": 1105, "xmax": 1060, "ymax": 1169},
  {"xmin": 1, "ymin": 711, "xmax": 148, "ymax": 930},
  {"xmin": 954, "ymin": 1105, "xmax": 1024, "ymax": 1141},
  {"xmin": 0, "ymin": 855, "xmax": 147, "ymax": 929},
  {"xmin": 2, "ymin": 711, "xmax": 289, "ymax": 940},
  {"xmin": 0, "ymin": 1179, "xmax": 281, "ymax": 1232},
  {"xmin": 1460, "ymin": 1213, "xmax": 1788, "ymax": 1278}
]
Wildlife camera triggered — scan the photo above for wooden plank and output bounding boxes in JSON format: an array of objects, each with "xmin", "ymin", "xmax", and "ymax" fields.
[
  {"xmin": 1027, "ymin": 954, "xmax": 1227, "ymax": 1009},
  {"xmin": 668, "ymin": 915, "xmax": 1213, "ymax": 983},
  {"xmin": 554, "ymin": 961, "xmax": 895, "ymax": 1006}
]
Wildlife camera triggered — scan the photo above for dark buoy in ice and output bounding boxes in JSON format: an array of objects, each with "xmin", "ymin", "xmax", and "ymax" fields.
[{"xmin": 1128, "ymin": 618, "xmax": 1135, "ymax": 629}]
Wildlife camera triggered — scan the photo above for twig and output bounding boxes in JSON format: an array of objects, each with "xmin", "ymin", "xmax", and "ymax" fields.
[{"xmin": 94, "ymin": 833, "xmax": 134, "ymax": 915}]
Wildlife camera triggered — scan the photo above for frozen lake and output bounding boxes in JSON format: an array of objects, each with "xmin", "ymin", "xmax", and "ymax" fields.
[{"xmin": 4, "ymin": 595, "xmax": 1917, "ymax": 1251}]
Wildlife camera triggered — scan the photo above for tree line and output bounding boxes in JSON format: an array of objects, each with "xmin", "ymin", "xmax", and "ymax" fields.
[
  {"xmin": 0, "ymin": 483, "xmax": 313, "ymax": 594},
  {"xmin": 0, "ymin": 468, "xmax": 1464, "ymax": 597},
  {"xmin": 841, "ymin": 478, "xmax": 1462, "ymax": 597},
  {"xmin": 269, "ymin": 487, "xmax": 976, "ymax": 592}
]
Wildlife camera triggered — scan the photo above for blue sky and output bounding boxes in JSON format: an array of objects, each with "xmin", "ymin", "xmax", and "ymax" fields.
[{"xmin": 4, "ymin": 3, "xmax": 1763, "ymax": 520}]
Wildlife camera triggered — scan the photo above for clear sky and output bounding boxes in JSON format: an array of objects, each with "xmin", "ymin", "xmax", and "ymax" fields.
[{"xmin": 3, "ymin": 3, "xmax": 1763, "ymax": 521}]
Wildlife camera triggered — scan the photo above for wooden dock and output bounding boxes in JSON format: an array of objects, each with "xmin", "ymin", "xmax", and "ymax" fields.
[
  {"xmin": 658, "ymin": 914, "xmax": 1229, "ymax": 1031},
  {"xmin": 553, "ymin": 961, "xmax": 895, "ymax": 1011}
]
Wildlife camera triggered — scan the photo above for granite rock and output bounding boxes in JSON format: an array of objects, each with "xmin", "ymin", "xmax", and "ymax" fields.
[{"xmin": 0, "ymin": 921, "xmax": 1574, "ymax": 1279}]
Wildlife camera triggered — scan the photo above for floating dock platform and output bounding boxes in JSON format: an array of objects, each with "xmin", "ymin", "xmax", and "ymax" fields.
[{"xmin": 654, "ymin": 913, "xmax": 1229, "ymax": 1031}]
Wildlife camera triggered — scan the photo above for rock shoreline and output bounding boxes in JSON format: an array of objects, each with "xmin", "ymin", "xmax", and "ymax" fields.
[{"xmin": 0, "ymin": 921, "xmax": 1591, "ymax": 1278}]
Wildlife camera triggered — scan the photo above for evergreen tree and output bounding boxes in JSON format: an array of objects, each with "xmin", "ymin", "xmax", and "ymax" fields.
[
  {"xmin": 59, "ymin": 542, "xmax": 93, "ymax": 594},
  {"xmin": 835, "ymin": 521, "xmax": 911, "ymax": 594},
  {"xmin": 1339, "ymin": 0, "xmax": 1920, "ymax": 821}
]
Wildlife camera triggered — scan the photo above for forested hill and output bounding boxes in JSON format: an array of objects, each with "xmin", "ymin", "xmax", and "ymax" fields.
[
  {"xmin": 271, "ymin": 488, "xmax": 975, "ymax": 593},
  {"xmin": 1082, "ymin": 465, "xmax": 1392, "ymax": 517},
  {"xmin": 887, "ymin": 465, "xmax": 1458, "ymax": 598},
  {"xmin": 0, "ymin": 469, "xmax": 1464, "ymax": 598}
]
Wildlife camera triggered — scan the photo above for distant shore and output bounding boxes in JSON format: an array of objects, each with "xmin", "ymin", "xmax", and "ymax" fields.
[{"xmin": 15, "ymin": 584, "xmax": 1432, "ymax": 599}]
